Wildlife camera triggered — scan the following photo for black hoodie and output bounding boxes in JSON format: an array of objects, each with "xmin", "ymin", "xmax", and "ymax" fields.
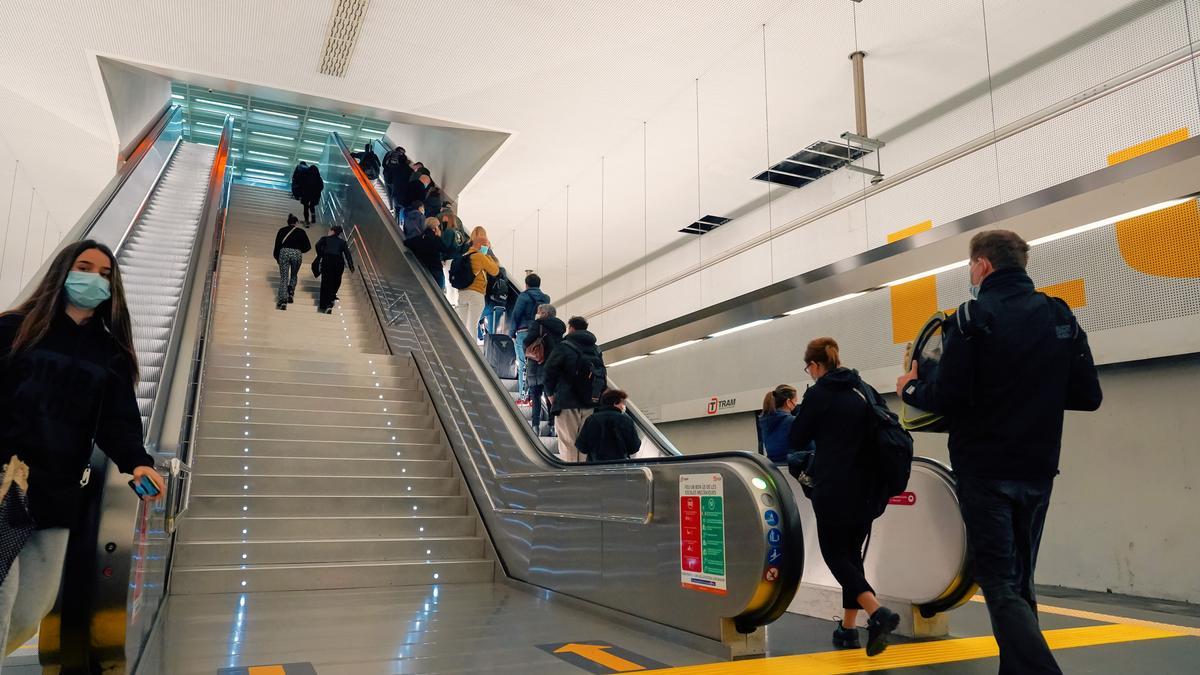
[
  {"xmin": 544, "ymin": 329, "xmax": 603, "ymax": 414},
  {"xmin": 788, "ymin": 367, "xmax": 878, "ymax": 511},
  {"xmin": 525, "ymin": 316, "xmax": 566, "ymax": 386},
  {"xmin": 0, "ymin": 312, "xmax": 153, "ymax": 528}
]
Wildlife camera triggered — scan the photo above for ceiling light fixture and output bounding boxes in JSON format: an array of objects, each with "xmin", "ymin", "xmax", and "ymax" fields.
[
  {"xmin": 650, "ymin": 339, "xmax": 704, "ymax": 355},
  {"xmin": 708, "ymin": 319, "xmax": 773, "ymax": 338},
  {"xmin": 784, "ymin": 292, "xmax": 866, "ymax": 316},
  {"xmin": 608, "ymin": 355, "xmax": 649, "ymax": 368}
]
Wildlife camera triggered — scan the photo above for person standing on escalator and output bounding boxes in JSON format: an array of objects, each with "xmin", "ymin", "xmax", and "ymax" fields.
[
  {"xmin": 789, "ymin": 337, "xmax": 899, "ymax": 656},
  {"xmin": 509, "ymin": 273, "xmax": 550, "ymax": 405},
  {"xmin": 525, "ymin": 303, "xmax": 565, "ymax": 436},
  {"xmin": 0, "ymin": 241, "xmax": 165, "ymax": 658},
  {"xmin": 352, "ymin": 143, "xmax": 381, "ymax": 181},
  {"xmin": 757, "ymin": 385, "xmax": 798, "ymax": 464},
  {"xmin": 452, "ymin": 227, "xmax": 499, "ymax": 338},
  {"xmin": 273, "ymin": 214, "xmax": 312, "ymax": 310},
  {"xmin": 314, "ymin": 225, "xmax": 355, "ymax": 314},
  {"xmin": 381, "ymin": 146, "xmax": 411, "ymax": 213}
]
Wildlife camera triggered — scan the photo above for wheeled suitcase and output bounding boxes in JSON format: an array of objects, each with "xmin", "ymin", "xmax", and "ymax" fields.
[{"xmin": 485, "ymin": 333, "xmax": 518, "ymax": 380}]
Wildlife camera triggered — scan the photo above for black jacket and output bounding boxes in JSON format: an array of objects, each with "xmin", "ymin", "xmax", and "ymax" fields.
[
  {"xmin": 788, "ymin": 367, "xmax": 878, "ymax": 510},
  {"xmin": 273, "ymin": 224, "xmax": 312, "ymax": 260},
  {"xmin": 403, "ymin": 180, "xmax": 430, "ymax": 209},
  {"xmin": 577, "ymin": 406, "xmax": 641, "ymax": 461},
  {"xmin": 0, "ymin": 313, "xmax": 153, "ymax": 528},
  {"xmin": 292, "ymin": 164, "xmax": 324, "ymax": 203},
  {"xmin": 382, "ymin": 149, "xmax": 412, "ymax": 185},
  {"xmin": 353, "ymin": 149, "xmax": 381, "ymax": 178},
  {"xmin": 902, "ymin": 268, "xmax": 1101, "ymax": 481},
  {"xmin": 544, "ymin": 329, "xmax": 602, "ymax": 414},
  {"xmin": 315, "ymin": 234, "xmax": 355, "ymax": 271},
  {"xmin": 404, "ymin": 228, "xmax": 443, "ymax": 279},
  {"xmin": 525, "ymin": 316, "xmax": 565, "ymax": 387}
]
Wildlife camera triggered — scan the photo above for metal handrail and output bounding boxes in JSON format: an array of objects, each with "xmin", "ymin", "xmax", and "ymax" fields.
[{"xmin": 164, "ymin": 115, "xmax": 235, "ymax": 533}]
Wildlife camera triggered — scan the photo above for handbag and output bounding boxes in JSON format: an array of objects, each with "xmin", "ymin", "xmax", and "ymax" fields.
[
  {"xmin": 0, "ymin": 457, "xmax": 35, "ymax": 585},
  {"xmin": 311, "ymin": 257, "xmax": 322, "ymax": 278},
  {"xmin": 524, "ymin": 335, "xmax": 546, "ymax": 364}
]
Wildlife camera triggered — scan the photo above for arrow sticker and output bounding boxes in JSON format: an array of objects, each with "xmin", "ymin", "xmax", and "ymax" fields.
[{"xmin": 538, "ymin": 641, "xmax": 668, "ymax": 673}]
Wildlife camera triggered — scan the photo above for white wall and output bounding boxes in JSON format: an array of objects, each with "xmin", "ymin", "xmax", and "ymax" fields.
[
  {"xmin": 0, "ymin": 83, "xmax": 113, "ymax": 309},
  {"xmin": 385, "ymin": 122, "xmax": 507, "ymax": 201},
  {"xmin": 657, "ymin": 355, "xmax": 1200, "ymax": 604},
  {"xmin": 500, "ymin": 0, "xmax": 1200, "ymax": 343},
  {"xmin": 97, "ymin": 57, "xmax": 171, "ymax": 158}
]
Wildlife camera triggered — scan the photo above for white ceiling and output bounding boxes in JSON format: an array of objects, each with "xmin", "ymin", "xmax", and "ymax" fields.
[{"xmin": 0, "ymin": 0, "xmax": 799, "ymax": 223}]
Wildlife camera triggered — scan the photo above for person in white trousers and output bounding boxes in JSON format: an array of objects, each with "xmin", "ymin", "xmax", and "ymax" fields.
[{"xmin": 455, "ymin": 226, "xmax": 500, "ymax": 342}]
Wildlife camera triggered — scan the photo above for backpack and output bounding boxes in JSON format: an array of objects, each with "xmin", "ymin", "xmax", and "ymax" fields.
[
  {"xmin": 562, "ymin": 342, "xmax": 607, "ymax": 406},
  {"xmin": 448, "ymin": 251, "xmax": 477, "ymax": 290},
  {"xmin": 485, "ymin": 270, "xmax": 510, "ymax": 306},
  {"xmin": 852, "ymin": 381, "xmax": 914, "ymax": 516}
]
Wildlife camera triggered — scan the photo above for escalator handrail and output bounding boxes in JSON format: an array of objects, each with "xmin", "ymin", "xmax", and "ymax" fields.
[
  {"xmin": 333, "ymin": 133, "xmax": 804, "ymax": 631},
  {"xmin": 363, "ymin": 136, "xmax": 682, "ymax": 459},
  {"xmin": 164, "ymin": 114, "xmax": 235, "ymax": 531}
]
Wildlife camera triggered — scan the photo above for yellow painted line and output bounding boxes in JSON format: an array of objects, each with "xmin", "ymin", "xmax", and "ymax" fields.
[
  {"xmin": 247, "ymin": 667, "xmax": 287, "ymax": 675},
  {"xmin": 639, "ymin": 624, "xmax": 1186, "ymax": 674},
  {"xmin": 968, "ymin": 595, "xmax": 1200, "ymax": 638}
]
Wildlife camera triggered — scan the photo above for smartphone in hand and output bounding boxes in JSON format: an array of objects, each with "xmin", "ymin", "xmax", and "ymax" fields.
[{"xmin": 128, "ymin": 475, "xmax": 161, "ymax": 499}]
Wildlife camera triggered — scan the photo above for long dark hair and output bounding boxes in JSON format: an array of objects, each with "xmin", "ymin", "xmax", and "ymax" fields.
[{"xmin": 2, "ymin": 240, "xmax": 139, "ymax": 380}]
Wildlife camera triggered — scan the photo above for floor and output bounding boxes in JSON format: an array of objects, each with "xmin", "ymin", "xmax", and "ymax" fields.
[{"xmin": 119, "ymin": 582, "xmax": 1200, "ymax": 675}]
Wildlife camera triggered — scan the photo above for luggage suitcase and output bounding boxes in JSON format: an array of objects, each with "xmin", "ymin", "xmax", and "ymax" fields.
[{"xmin": 485, "ymin": 334, "xmax": 518, "ymax": 380}]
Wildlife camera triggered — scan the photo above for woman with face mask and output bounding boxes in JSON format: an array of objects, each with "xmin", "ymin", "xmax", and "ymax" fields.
[
  {"xmin": 758, "ymin": 385, "xmax": 798, "ymax": 463},
  {"xmin": 788, "ymin": 337, "xmax": 899, "ymax": 657},
  {"xmin": 454, "ymin": 226, "xmax": 499, "ymax": 337},
  {"xmin": 0, "ymin": 240, "xmax": 164, "ymax": 656}
]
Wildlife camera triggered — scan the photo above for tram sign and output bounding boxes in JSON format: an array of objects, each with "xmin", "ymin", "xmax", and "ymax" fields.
[{"xmin": 680, "ymin": 474, "xmax": 727, "ymax": 594}]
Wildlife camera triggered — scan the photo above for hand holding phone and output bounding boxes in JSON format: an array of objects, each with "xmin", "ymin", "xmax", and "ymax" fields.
[{"xmin": 128, "ymin": 467, "xmax": 165, "ymax": 501}]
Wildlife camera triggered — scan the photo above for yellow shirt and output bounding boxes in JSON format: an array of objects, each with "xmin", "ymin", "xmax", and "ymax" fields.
[{"xmin": 466, "ymin": 248, "xmax": 500, "ymax": 294}]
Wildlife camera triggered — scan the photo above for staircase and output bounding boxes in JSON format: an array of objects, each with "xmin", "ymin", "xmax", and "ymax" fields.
[{"xmin": 171, "ymin": 184, "xmax": 493, "ymax": 594}]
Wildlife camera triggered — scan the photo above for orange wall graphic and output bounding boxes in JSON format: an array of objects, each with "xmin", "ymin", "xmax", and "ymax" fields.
[
  {"xmin": 888, "ymin": 221, "xmax": 937, "ymax": 344},
  {"xmin": 1108, "ymin": 128, "xmax": 1200, "ymax": 279}
]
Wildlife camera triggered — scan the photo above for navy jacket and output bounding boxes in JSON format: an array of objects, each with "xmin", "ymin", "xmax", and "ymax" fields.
[
  {"xmin": 577, "ymin": 405, "xmax": 641, "ymax": 461},
  {"xmin": 902, "ymin": 268, "xmax": 1102, "ymax": 481},
  {"xmin": 757, "ymin": 410, "xmax": 794, "ymax": 463},
  {"xmin": 509, "ymin": 288, "xmax": 550, "ymax": 336},
  {"xmin": 0, "ymin": 313, "xmax": 154, "ymax": 528}
]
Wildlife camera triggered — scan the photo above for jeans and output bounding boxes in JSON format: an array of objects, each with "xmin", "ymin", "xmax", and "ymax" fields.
[
  {"xmin": 513, "ymin": 330, "xmax": 529, "ymax": 397},
  {"xmin": 957, "ymin": 475, "xmax": 1061, "ymax": 675},
  {"xmin": 479, "ymin": 304, "xmax": 504, "ymax": 340},
  {"xmin": 0, "ymin": 528, "xmax": 69, "ymax": 658},
  {"xmin": 529, "ymin": 384, "xmax": 546, "ymax": 430}
]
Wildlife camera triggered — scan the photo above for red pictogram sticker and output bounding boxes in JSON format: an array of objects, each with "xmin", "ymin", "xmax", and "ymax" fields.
[
  {"xmin": 888, "ymin": 492, "xmax": 917, "ymax": 506},
  {"xmin": 764, "ymin": 566, "xmax": 780, "ymax": 582}
]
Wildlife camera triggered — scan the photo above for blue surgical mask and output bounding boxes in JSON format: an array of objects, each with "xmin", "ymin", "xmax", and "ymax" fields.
[
  {"xmin": 969, "ymin": 283, "xmax": 980, "ymax": 299},
  {"xmin": 479, "ymin": 245, "xmax": 490, "ymax": 255},
  {"xmin": 65, "ymin": 271, "xmax": 111, "ymax": 309}
]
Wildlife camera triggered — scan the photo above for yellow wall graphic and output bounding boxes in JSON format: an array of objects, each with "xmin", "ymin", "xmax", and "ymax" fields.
[
  {"xmin": 888, "ymin": 221, "xmax": 937, "ymax": 344},
  {"xmin": 1107, "ymin": 128, "xmax": 1200, "ymax": 279},
  {"xmin": 1039, "ymin": 278, "xmax": 1086, "ymax": 309}
]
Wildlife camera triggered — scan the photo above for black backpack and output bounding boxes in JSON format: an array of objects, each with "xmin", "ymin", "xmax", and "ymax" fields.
[
  {"xmin": 853, "ymin": 381, "xmax": 914, "ymax": 515},
  {"xmin": 448, "ymin": 251, "xmax": 477, "ymax": 290},
  {"xmin": 563, "ymin": 342, "xmax": 607, "ymax": 406},
  {"xmin": 486, "ymin": 270, "xmax": 510, "ymax": 306}
]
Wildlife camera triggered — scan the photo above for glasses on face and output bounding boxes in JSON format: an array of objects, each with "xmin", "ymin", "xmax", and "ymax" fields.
[{"xmin": 803, "ymin": 363, "xmax": 811, "ymax": 375}]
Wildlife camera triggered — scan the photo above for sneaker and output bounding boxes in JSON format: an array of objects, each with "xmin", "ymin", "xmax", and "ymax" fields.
[
  {"xmin": 832, "ymin": 622, "xmax": 860, "ymax": 649},
  {"xmin": 324, "ymin": 308, "xmax": 333, "ymax": 315},
  {"xmin": 866, "ymin": 606, "xmax": 900, "ymax": 657},
  {"xmin": 276, "ymin": 302, "xmax": 286, "ymax": 311},
  {"xmin": 287, "ymin": 294, "xmax": 294, "ymax": 304}
]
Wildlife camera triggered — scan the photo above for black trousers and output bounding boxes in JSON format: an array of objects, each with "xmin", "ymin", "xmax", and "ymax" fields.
[
  {"xmin": 813, "ymin": 497, "xmax": 875, "ymax": 610},
  {"xmin": 957, "ymin": 475, "xmax": 1061, "ymax": 675},
  {"xmin": 529, "ymin": 384, "xmax": 545, "ymax": 429},
  {"xmin": 319, "ymin": 258, "xmax": 344, "ymax": 310},
  {"xmin": 302, "ymin": 198, "xmax": 318, "ymax": 224}
]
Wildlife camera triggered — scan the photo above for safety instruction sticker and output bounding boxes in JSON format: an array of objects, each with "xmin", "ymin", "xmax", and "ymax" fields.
[{"xmin": 680, "ymin": 473, "xmax": 727, "ymax": 594}]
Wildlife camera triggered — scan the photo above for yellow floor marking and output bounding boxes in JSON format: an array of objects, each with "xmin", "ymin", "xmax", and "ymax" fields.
[
  {"xmin": 638, "ymin": 624, "xmax": 1185, "ymax": 674},
  {"xmin": 968, "ymin": 595, "xmax": 1200, "ymax": 638},
  {"xmin": 247, "ymin": 667, "xmax": 287, "ymax": 675}
]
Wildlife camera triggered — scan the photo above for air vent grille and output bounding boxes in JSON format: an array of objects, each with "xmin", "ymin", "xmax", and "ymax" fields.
[
  {"xmin": 319, "ymin": 0, "xmax": 371, "ymax": 77},
  {"xmin": 753, "ymin": 140, "xmax": 871, "ymax": 189},
  {"xmin": 679, "ymin": 215, "xmax": 731, "ymax": 235}
]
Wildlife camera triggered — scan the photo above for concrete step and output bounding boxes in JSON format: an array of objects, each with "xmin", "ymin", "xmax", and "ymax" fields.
[
  {"xmin": 202, "ymin": 391, "xmax": 422, "ymax": 414},
  {"xmin": 191, "ymin": 475, "xmax": 461, "ymax": 497},
  {"xmin": 169, "ymin": 558, "xmax": 494, "ymax": 594},
  {"xmin": 193, "ymin": 455, "xmax": 452, "ymax": 478},
  {"xmin": 177, "ymin": 515, "xmax": 478, "ymax": 542},
  {"xmin": 188, "ymin": 494, "xmax": 467, "ymax": 518},
  {"xmin": 172, "ymin": 536, "xmax": 486, "ymax": 566},
  {"xmin": 197, "ymin": 420, "xmax": 440, "ymax": 444},
  {"xmin": 202, "ymin": 405, "xmax": 431, "ymax": 428},
  {"xmin": 204, "ymin": 366, "xmax": 416, "ymax": 389},
  {"xmin": 194, "ymin": 437, "xmax": 447, "ymax": 461},
  {"xmin": 204, "ymin": 378, "xmax": 421, "ymax": 400},
  {"xmin": 204, "ymin": 352, "xmax": 411, "ymax": 377}
]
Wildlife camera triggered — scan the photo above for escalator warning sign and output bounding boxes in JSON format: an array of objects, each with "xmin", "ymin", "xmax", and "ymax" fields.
[{"xmin": 680, "ymin": 474, "xmax": 727, "ymax": 595}]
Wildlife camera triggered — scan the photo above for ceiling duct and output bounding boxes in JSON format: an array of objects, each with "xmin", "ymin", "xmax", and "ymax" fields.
[
  {"xmin": 319, "ymin": 0, "xmax": 371, "ymax": 77},
  {"xmin": 753, "ymin": 141, "xmax": 871, "ymax": 189},
  {"xmin": 679, "ymin": 214, "xmax": 731, "ymax": 235}
]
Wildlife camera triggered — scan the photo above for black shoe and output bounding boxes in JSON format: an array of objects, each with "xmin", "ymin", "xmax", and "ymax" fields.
[
  {"xmin": 324, "ymin": 308, "xmax": 333, "ymax": 315},
  {"xmin": 276, "ymin": 302, "xmax": 286, "ymax": 311},
  {"xmin": 832, "ymin": 623, "xmax": 861, "ymax": 649},
  {"xmin": 287, "ymin": 294, "xmax": 294, "ymax": 304},
  {"xmin": 866, "ymin": 606, "xmax": 900, "ymax": 657}
]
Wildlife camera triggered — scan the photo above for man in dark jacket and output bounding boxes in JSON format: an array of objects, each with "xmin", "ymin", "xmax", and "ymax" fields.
[
  {"xmin": 402, "ymin": 202, "xmax": 426, "ymax": 242},
  {"xmin": 509, "ymin": 273, "xmax": 551, "ymax": 403},
  {"xmin": 404, "ymin": 216, "xmax": 446, "ymax": 289},
  {"xmin": 405, "ymin": 173, "xmax": 432, "ymax": 211},
  {"xmin": 526, "ymin": 304, "xmax": 565, "ymax": 435},
  {"xmin": 898, "ymin": 229, "xmax": 1102, "ymax": 675},
  {"xmin": 382, "ymin": 146, "xmax": 412, "ymax": 211},
  {"xmin": 543, "ymin": 316, "xmax": 604, "ymax": 462},
  {"xmin": 352, "ymin": 143, "xmax": 381, "ymax": 180},
  {"xmin": 577, "ymin": 389, "xmax": 641, "ymax": 461},
  {"xmin": 292, "ymin": 163, "xmax": 324, "ymax": 226}
]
